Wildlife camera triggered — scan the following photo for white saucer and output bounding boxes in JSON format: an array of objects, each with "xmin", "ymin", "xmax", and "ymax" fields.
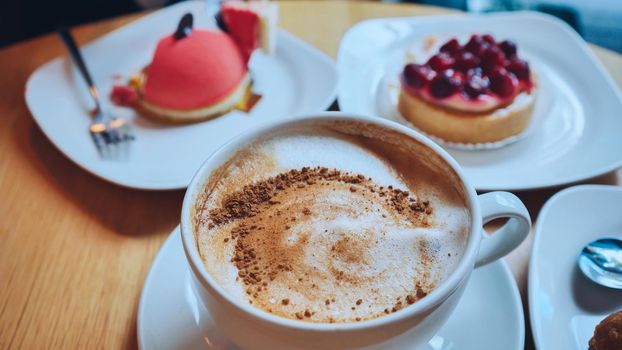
[
  {"xmin": 336, "ymin": 12, "xmax": 622, "ymax": 191},
  {"xmin": 25, "ymin": 0, "xmax": 337, "ymax": 190},
  {"xmin": 529, "ymin": 185, "xmax": 622, "ymax": 350},
  {"xmin": 138, "ymin": 227, "xmax": 525, "ymax": 350}
]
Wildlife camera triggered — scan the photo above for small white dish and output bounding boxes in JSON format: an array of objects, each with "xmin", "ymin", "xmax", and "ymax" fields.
[
  {"xmin": 337, "ymin": 12, "xmax": 622, "ymax": 191},
  {"xmin": 529, "ymin": 185, "xmax": 622, "ymax": 350},
  {"xmin": 25, "ymin": 0, "xmax": 337, "ymax": 190},
  {"xmin": 138, "ymin": 227, "xmax": 525, "ymax": 350}
]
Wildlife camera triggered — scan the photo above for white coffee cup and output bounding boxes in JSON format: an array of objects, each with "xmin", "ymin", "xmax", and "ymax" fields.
[{"xmin": 181, "ymin": 112, "xmax": 530, "ymax": 350}]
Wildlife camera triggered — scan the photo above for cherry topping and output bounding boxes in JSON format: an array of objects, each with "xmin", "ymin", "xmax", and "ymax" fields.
[
  {"xmin": 465, "ymin": 34, "xmax": 489, "ymax": 56},
  {"xmin": 506, "ymin": 58, "xmax": 530, "ymax": 80},
  {"xmin": 489, "ymin": 67, "xmax": 519, "ymax": 98},
  {"xmin": 482, "ymin": 34, "xmax": 496, "ymax": 45},
  {"xmin": 439, "ymin": 38, "xmax": 461, "ymax": 55},
  {"xmin": 429, "ymin": 70, "xmax": 461, "ymax": 99},
  {"xmin": 464, "ymin": 70, "xmax": 490, "ymax": 99},
  {"xmin": 403, "ymin": 63, "xmax": 435, "ymax": 89},
  {"xmin": 406, "ymin": 33, "xmax": 529, "ymax": 103},
  {"xmin": 499, "ymin": 40, "xmax": 517, "ymax": 58},
  {"xmin": 455, "ymin": 51, "xmax": 480, "ymax": 71},
  {"xmin": 481, "ymin": 46, "xmax": 505, "ymax": 71},
  {"xmin": 427, "ymin": 53, "xmax": 455, "ymax": 72}
]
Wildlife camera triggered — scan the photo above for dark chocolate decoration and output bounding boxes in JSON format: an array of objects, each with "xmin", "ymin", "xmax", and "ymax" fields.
[
  {"xmin": 174, "ymin": 13, "xmax": 194, "ymax": 40},
  {"xmin": 215, "ymin": 11, "xmax": 228, "ymax": 33}
]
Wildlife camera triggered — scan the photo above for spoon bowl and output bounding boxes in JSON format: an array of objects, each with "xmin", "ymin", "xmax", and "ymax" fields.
[{"xmin": 578, "ymin": 238, "xmax": 622, "ymax": 289}]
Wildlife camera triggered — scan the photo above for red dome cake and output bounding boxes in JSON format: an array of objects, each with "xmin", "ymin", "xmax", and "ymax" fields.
[
  {"xmin": 137, "ymin": 29, "xmax": 249, "ymax": 122},
  {"xmin": 111, "ymin": 1, "xmax": 277, "ymax": 124}
]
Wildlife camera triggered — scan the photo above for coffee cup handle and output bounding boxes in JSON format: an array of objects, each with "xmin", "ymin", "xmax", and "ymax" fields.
[{"xmin": 475, "ymin": 191, "xmax": 531, "ymax": 268}]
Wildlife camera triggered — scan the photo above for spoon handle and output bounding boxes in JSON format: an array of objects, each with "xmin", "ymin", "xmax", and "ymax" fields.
[{"xmin": 57, "ymin": 27, "xmax": 102, "ymax": 112}]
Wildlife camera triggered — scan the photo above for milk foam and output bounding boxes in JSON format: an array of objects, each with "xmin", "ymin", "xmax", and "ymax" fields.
[{"xmin": 196, "ymin": 123, "xmax": 470, "ymax": 323}]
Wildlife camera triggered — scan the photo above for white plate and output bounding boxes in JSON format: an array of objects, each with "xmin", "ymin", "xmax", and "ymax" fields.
[
  {"xmin": 25, "ymin": 1, "xmax": 337, "ymax": 190},
  {"xmin": 337, "ymin": 12, "xmax": 622, "ymax": 191},
  {"xmin": 529, "ymin": 185, "xmax": 622, "ymax": 350},
  {"xmin": 138, "ymin": 227, "xmax": 524, "ymax": 350}
]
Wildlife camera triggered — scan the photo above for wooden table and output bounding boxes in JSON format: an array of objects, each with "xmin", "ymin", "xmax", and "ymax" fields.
[{"xmin": 1, "ymin": 1, "xmax": 621, "ymax": 349}]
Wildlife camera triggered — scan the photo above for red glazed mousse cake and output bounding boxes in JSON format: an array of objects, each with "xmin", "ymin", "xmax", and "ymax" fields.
[
  {"xmin": 111, "ymin": 1, "xmax": 277, "ymax": 124},
  {"xmin": 398, "ymin": 34, "xmax": 537, "ymax": 144}
]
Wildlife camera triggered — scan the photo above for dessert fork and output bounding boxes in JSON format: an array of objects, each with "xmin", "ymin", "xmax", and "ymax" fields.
[{"xmin": 58, "ymin": 28, "xmax": 134, "ymax": 159}]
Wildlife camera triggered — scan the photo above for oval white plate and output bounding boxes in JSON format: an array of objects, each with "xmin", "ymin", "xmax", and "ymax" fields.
[
  {"xmin": 25, "ymin": 0, "xmax": 337, "ymax": 190},
  {"xmin": 138, "ymin": 227, "xmax": 524, "ymax": 350},
  {"xmin": 529, "ymin": 185, "xmax": 622, "ymax": 350},
  {"xmin": 337, "ymin": 12, "xmax": 622, "ymax": 191}
]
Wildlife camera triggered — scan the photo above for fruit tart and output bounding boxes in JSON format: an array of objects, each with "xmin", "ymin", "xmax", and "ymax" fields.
[
  {"xmin": 398, "ymin": 34, "xmax": 537, "ymax": 144},
  {"xmin": 110, "ymin": 0, "xmax": 277, "ymax": 124}
]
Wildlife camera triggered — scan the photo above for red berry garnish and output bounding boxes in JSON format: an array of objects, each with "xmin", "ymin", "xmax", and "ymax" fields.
[
  {"xmin": 464, "ymin": 73, "xmax": 490, "ymax": 99},
  {"xmin": 426, "ymin": 53, "xmax": 455, "ymax": 72},
  {"xmin": 110, "ymin": 85, "xmax": 137, "ymax": 106},
  {"xmin": 429, "ymin": 69, "xmax": 461, "ymax": 99},
  {"xmin": 440, "ymin": 38, "xmax": 461, "ymax": 55},
  {"xmin": 481, "ymin": 46, "xmax": 505, "ymax": 71},
  {"xmin": 499, "ymin": 40, "xmax": 517, "ymax": 58},
  {"xmin": 454, "ymin": 51, "xmax": 480, "ymax": 71},
  {"xmin": 489, "ymin": 67, "xmax": 519, "ymax": 98},
  {"xmin": 506, "ymin": 58, "xmax": 530, "ymax": 80},
  {"xmin": 482, "ymin": 34, "xmax": 496, "ymax": 45},
  {"xmin": 403, "ymin": 63, "xmax": 435, "ymax": 89}
]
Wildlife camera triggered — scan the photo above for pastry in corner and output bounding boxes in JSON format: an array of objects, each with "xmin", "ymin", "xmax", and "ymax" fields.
[{"xmin": 589, "ymin": 310, "xmax": 622, "ymax": 350}]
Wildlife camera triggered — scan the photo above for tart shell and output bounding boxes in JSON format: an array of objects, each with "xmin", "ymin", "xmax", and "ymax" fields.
[
  {"xmin": 398, "ymin": 84, "xmax": 537, "ymax": 144},
  {"xmin": 136, "ymin": 74, "xmax": 251, "ymax": 124}
]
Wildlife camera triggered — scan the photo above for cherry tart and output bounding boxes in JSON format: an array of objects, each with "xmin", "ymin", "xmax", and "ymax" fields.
[{"xmin": 398, "ymin": 34, "xmax": 537, "ymax": 144}]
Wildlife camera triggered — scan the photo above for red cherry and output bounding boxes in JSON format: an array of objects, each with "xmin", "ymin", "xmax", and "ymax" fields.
[
  {"xmin": 482, "ymin": 34, "xmax": 496, "ymax": 45},
  {"xmin": 440, "ymin": 38, "xmax": 461, "ymax": 55},
  {"xmin": 489, "ymin": 68, "xmax": 519, "ymax": 98},
  {"xmin": 499, "ymin": 40, "xmax": 517, "ymax": 58},
  {"xmin": 426, "ymin": 53, "xmax": 455, "ymax": 72},
  {"xmin": 464, "ymin": 73, "xmax": 490, "ymax": 99},
  {"xmin": 403, "ymin": 63, "xmax": 435, "ymax": 89},
  {"xmin": 481, "ymin": 47, "xmax": 505, "ymax": 71},
  {"xmin": 465, "ymin": 34, "xmax": 488, "ymax": 56},
  {"xmin": 506, "ymin": 58, "xmax": 530, "ymax": 80},
  {"xmin": 429, "ymin": 70, "xmax": 461, "ymax": 99},
  {"xmin": 454, "ymin": 51, "xmax": 480, "ymax": 71}
]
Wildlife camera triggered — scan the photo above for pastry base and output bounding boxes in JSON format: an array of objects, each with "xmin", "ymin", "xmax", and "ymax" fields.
[
  {"xmin": 137, "ymin": 74, "xmax": 251, "ymax": 124},
  {"xmin": 397, "ymin": 88, "xmax": 536, "ymax": 144}
]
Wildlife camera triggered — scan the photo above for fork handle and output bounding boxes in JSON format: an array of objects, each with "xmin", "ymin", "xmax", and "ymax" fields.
[{"xmin": 57, "ymin": 27, "xmax": 102, "ymax": 112}]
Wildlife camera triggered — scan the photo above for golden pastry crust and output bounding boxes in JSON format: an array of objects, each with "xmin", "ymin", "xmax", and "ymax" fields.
[
  {"xmin": 397, "ymin": 87, "xmax": 536, "ymax": 144},
  {"xmin": 589, "ymin": 311, "xmax": 622, "ymax": 350},
  {"xmin": 135, "ymin": 73, "xmax": 250, "ymax": 125}
]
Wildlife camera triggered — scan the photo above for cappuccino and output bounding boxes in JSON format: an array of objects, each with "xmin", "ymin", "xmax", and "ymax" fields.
[{"xmin": 194, "ymin": 120, "xmax": 470, "ymax": 323}]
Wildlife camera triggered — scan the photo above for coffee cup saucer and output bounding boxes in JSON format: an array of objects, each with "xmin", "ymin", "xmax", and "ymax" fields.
[{"xmin": 138, "ymin": 227, "xmax": 525, "ymax": 349}]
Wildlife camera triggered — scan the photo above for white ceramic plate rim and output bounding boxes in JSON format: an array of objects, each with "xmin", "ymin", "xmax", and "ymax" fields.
[{"xmin": 336, "ymin": 12, "xmax": 622, "ymax": 191}]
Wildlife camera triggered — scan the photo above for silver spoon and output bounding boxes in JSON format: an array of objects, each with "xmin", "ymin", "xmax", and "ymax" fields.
[{"xmin": 578, "ymin": 238, "xmax": 622, "ymax": 289}]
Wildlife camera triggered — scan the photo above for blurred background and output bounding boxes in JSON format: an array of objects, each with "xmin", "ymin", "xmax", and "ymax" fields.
[{"xmin": 1, "ymin": 0, "xmax": 621, "ymax": 52}]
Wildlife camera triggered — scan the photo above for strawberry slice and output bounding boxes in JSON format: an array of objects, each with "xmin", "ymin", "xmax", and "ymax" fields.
[
  {"xmin": 221, "ymin": 4, "xmax": 259, "ymax": 62},
  {"xmin": 220, "ymin": 1, "xmax": 278, "ymax": 62}
]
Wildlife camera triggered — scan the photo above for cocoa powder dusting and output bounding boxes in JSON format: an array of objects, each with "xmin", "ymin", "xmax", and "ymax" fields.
[
  {"xmin": 206, "ymin": 167, "xmax": 434, "ymax": 322},
  {"xmin": 209, "ymin": 167, "xmax": 431, "ymax": 228}
]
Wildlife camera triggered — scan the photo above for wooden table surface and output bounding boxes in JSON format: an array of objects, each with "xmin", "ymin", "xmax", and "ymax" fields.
[{"xmin": 1, "ymin": 1, "xmax": 621, "ymax": 349}]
